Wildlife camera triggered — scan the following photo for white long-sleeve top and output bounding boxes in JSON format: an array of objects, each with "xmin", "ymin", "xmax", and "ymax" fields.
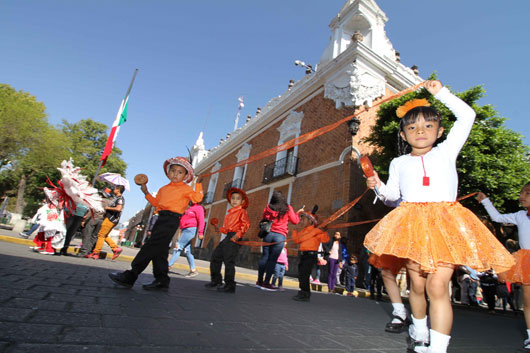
[
  {"xmin": 481, "ymin": 198, "xmax": 530, "ymax": 250},
  {"xmin": 379, "ymin": 87, "xmax": 476, "ymax": 203}
]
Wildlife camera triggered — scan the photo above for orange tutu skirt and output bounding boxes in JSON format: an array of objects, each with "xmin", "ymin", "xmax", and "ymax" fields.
[
  {"xmin": 364, "ymin": 202, "xmax": 514, "ymax": 274},
  {"xmin": 369, "ymin": 254, "xmax": 407, "ymax": 275},
  {"xmin": 498, "ymin": 249, "xmax": 530, "ymax": 285}
]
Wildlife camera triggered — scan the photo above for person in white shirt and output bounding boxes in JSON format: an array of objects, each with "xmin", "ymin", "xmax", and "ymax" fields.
[
  {"xmin": 478, "ymin": 184, "xmax": 530, "ymax": 351},
  {"xmin": 364, "ymin": 80, "xmax": 513, "ymax": 353}
]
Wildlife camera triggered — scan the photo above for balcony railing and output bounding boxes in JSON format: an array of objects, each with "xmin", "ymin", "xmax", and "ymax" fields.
[
  {"xmin": 203, "ymin": 191, "xmax": 214, "ymax": 205},
  {"xmin": 223, "ymin": 178, "xmax": 242, "ymax": 196},
  {"xmin": 262, "ymin": 155, "xmax": 298, "ymax": 184}
]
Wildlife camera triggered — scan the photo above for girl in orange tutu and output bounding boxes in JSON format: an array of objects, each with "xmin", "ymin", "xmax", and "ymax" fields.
[
  {"xmin": 364, "ymin": 80, "xmax": 514, "ymax": 353},
  {"xmin": 478, "ymin": 185, "xmax": 530, "ymax": 351}
]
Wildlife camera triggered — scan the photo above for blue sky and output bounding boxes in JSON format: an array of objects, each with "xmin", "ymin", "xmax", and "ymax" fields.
[{"xmin": 1, "ymin": 0, "xmax": 528, "ymax": 222}]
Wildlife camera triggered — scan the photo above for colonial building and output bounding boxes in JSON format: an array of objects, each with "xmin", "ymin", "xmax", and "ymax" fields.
[{"xmin": 190, "ymin": 0, "xmax": 422, "ymax": 269}]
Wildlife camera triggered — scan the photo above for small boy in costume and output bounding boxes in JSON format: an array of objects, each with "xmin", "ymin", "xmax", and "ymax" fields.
[
  {"xmin": 292, "ymin": 206, "xmax": 329, "ymax": 301},
  {"xmin": 31, "ymin": 188, "xmax": 66, "ymax": 255},
  {"xmin": 109, "ymin": 157, "xmax": 203, "ymax": 290},
  {"xmin": 205, "ymin": 187, "xmax": 250, "ymax": 293}
]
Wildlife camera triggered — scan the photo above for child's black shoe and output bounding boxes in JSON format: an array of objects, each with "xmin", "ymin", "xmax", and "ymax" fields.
[
  {"xmin": 385, "ymin": 315, "xmax": 410, "ymax": 333},
  {"xmin": 204, "ymin": 281, "xmax": 221, "ymax": 289},
  {"xmin": 108, "ymin": 272, "xmax": 134, "ymax": 289},
  {"xmin": 217, "ymin": 284, "xmax": 235, "ymax": 293},
  {"xmin": 292, "ymin": 291, "xmax": 310, "ymax": 302},
  {"xmin": 142, "ymin": 280, "xmax": 169, "ymax": 291}
]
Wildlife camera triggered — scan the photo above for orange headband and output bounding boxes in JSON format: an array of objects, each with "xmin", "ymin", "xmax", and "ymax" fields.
[{"xmin": 396, "ymin": 98, "xmax": 430, "ymax": 118}]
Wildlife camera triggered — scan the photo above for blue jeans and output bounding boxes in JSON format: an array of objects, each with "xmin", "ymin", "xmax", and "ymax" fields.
[
  {"xmin": 346, "ymin": 276, "xmax": 355, "ymax": 292},
  {"xmin": 168, "ymin": 227, "xmax": 196, "ymax": 271},
  {"xmin": 257, "ymin": 232, "xmax": 286, "ymax": 284},
  {"xmin": 25, "ymin": 223, "xmax": 40, "ymax": 235},
  {"xmin": 272, "ymin": 263, "xmax": 286, "ymax": 287}
]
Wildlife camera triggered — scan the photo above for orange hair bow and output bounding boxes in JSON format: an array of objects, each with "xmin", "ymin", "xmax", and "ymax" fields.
[{"xmin": 396, "ymin": 98, "xmax": 430, "ymax": 118}]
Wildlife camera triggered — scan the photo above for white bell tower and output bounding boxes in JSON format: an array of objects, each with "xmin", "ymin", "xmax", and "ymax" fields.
[{"xmin": 319, "ymin": 0, "xmax": 396, "ymax": 65}]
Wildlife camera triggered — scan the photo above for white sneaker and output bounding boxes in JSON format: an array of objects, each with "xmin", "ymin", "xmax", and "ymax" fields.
[
  {"xmin": 19, "ymin": 232, "xmax": 29, "ymax": 238},
  {"xmin": 185, "ymin": 271, "xmax": 199, "ymax": 278},
  {"xmin": 39, "ymin": 250, "xmax": 54, "ymax": 255}
]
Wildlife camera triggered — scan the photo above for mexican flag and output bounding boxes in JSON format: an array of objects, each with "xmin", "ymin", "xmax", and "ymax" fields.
[
  {"xmin": 99, "ymin": 69, "xmax": 137, "ymax": 167},
  {"xmin": 100, "ymin": 97, "xmax": 129, "ymax": 167}
]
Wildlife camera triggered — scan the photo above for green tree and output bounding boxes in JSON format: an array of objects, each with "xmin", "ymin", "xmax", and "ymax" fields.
[
  {"xmin": 363, "ymin": 75, "xmax": 530, "ymax": 213},
  {"xmin": 0, "ymin": 84, "xmax": 70, "ymax": 215},
  {"xmin": 0, "ymin": 84, "xmax": 48, "ymax": 168},
  {"xmin": 61, "ymin": 118, "xmax": 127, "ymax": 188}
]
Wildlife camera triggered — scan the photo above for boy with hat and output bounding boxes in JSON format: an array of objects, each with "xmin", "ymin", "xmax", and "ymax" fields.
[
  {"xmin": 109, "ymin": 156, "xmax": 203, "ymax": 290},
  {"xmin": 205, "ymin": 187, "xmax": 250, "ymax": 293},
  {"xmin": 291, "ymin": 206, "xmax": 329, "ymax": 301}
]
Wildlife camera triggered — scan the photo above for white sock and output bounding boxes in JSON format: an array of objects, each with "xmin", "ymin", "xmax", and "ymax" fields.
[
  {"xmin": 527, "ymin": 329, "xmax": 530, "ymax": 340},
  {"xmin": 391, "ymin": 303, "xmax": 407, "ymax": 323},
  {"xmin": 409, "ymin": 315, "xmax": 429, "ymax": 342},
  {"xmin": 427, "ymin": 329, "xmax": 450, "ymax": 353}
]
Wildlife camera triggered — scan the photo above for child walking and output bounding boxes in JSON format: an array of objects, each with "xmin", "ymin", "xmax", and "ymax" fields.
[
  {"xmin": 271, "ymin": 244, "xmax": 288, "ymax": 291},
  {"xmin": 168, "ymin": 201, "xmax": 205, "ymax": 277},
  {"xmin": 478, "ymin": 184, "xmax": 530, "ymax": 351},
  {"xmin": 364, "ymin": 80, "xmax": 514, "ymax": 353},
  {"xmin": 344, "ymin": 255, "xmax": 358, "ymax": 296},
  {"xmin": 109, "ymin": 157, "xmax": 203, "ymax": 290},
  {"xmin": 205, "ymin": 187, "xmax": 250, "ymax": 293},
  {"xmin": 292, "ymin": 207, "xmax": 329, "ymax": 301}
]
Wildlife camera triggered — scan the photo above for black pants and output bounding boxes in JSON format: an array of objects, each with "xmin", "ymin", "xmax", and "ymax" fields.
[
  {"xmin": 298, "ymin": 252, "xmax": 317, "ymax": 294},
  {"xmin": 124, "ymin": 211, "xmax": 181, "ymax": 285},
  {"xmin": 210, "ymin": 232, "xmax": 241, "ymax": 287},
  {"xmin": 370, "ymin": 265, "xmax": 383, "ymax": 298},
  {"xmin": 482, "ymin": 285, "xmax": 497, "ymax": 310},
  {"xmin": 79, "ymin": 218, "xmax": 103, "ymax": 255},
  {"xmin": 62, "ymin": 215, "xmax": 84, "ymax": 252}
]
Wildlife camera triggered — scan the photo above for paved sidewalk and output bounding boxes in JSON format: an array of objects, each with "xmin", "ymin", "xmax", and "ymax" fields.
[{"xmin": 0, "ymin": 231, "xmax": 526, "ymax": 352}]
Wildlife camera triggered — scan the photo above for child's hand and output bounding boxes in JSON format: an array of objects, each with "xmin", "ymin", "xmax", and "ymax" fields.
[
  {"xmin": 424, "ymin": 80, "xmax": 442, "ymax": 95},
  {"xmin": 194, "ymin": 175, "xmax": 203, "ymax": 184},
  {"xmin": 476, "ymin": 192, "xmax": 487, "ymax": 203},
  {"xmin": 366, "ymin": 171, "xmax": 381, "ymax": 190},
  {"xmin": 140, "ymin": 184, "xmax": 148, "ymax": 195},
  {"xmin": 198, "ymin": 234, "xmax": 204, "ymax": 240},
  {"xmin": 296, "ymin": 205, "xmax": 305, "ymax": 213}
]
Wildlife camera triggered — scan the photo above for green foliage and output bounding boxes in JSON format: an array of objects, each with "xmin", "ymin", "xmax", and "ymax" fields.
[
  {"xmin": 0, "ymin": 84, "xmax": 48, "ymax": 167},
  {"xmin": 0, "ymin": 84, "xmax": 127, "ymax": 217},
  {"xmin": 363, "ymin": 74, "xmax": 530, "ymax": 213}
]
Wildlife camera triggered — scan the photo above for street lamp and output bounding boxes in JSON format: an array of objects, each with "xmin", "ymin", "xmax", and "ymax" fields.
[{"xmin": 294, "ymin": 60, "xmax": 314, "ymax": 74}]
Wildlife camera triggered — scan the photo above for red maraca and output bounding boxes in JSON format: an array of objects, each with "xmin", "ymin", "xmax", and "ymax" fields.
[
  {"xmin": 360, "ymin": 156, "xmax": 381, "ymax": 199},
  {"xmin": 360, "ymin": 156, "xmax": 375, "ymax": 178}
]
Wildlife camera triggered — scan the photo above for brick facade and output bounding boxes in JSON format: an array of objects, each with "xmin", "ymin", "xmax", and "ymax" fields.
[{"xmin": 194, "ymin": 90, "xmax": 394, "ymax": 271}]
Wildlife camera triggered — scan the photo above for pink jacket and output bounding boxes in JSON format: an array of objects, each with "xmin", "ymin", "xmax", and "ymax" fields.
[
  {"xmin": 276, "ymin": 248, "xmax": 288, "ymax": 266},
  {"xmin": 262, "ymin": 204, "xmax": 300, "ymax": 236},
  {"xmin": 179, "ymin": 204, "xmax": 205, "ymax": 235}
]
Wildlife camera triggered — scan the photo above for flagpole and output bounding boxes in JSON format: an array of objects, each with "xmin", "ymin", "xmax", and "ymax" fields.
[
  {"xmin": 92, "ymin": 69, "xmax": 139, "ymax": 185},
  {"xmin": 233, "ymin": 96, "xmax": 244, "ymax": 131}
]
